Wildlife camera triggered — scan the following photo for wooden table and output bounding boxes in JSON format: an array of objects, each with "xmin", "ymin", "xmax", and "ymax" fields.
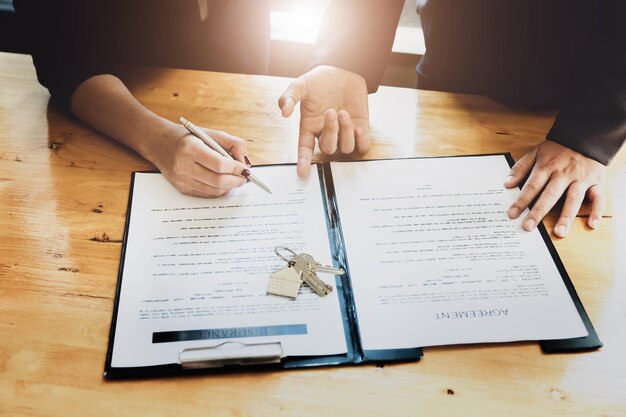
[{"xmin": 1, "ymin": 51, "xmax": 625, "ymax": 417}]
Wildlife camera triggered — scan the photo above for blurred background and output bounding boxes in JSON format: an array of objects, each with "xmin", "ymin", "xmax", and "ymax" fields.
[{"xmin": 0, "ymin": 0, "xmax": 423, "ymax": 88}]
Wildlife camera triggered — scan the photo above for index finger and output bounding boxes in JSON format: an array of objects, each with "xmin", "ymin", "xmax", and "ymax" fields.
[
  {"xmin": 508, "ymin": 170, "xmax": 550, "ymax": 219},
  {"xmin": 297, "ymin": 128, "xmax": 316, "ymax": 178},
  {"xmin": 207, "ymin": 129, "xmax": 248, "ymax": 165},
  {"xmin": 191, "ymin": 140, "xmax": 249, "ymax": 176}
]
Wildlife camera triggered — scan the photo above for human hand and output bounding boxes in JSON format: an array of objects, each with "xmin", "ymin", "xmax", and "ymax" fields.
[
  {"xmin": 278, "ymin": 65, "xmax": 370, "ymax": 177},
  {"xmin": 147, "ymin": 123, "xmax": 251, "ymax": 197},
  {"xmin": 505, "ymin": 140, "xmax": 606, "ymax": 237},
  {"xmin": 68, "ymin": 75, "xmax": 251, "ymax": 198}
]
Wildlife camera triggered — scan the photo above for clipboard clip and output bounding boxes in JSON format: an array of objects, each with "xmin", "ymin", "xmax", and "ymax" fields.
[{"xmin": 178, "ymin": 341, "xmax": 284, "ymax": 369}]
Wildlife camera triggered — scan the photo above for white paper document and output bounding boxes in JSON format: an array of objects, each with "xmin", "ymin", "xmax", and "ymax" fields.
[
  {"xmin": 110, "ymin": 155, "xmax": 591, "ymax": 372},
  {"xmin": 330, "ymin": 156, "xmax": 588, "ymax": 350},
  {"xmin": 111, "ymin": 167, "xmax": 347, "ymax": 368}
]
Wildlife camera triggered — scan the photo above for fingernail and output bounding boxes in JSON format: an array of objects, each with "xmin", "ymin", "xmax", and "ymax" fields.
[
  {"xmin": 326, "ymin": 110, "xmax": 337, "ymax": 121},
  {"xmin": 339, "ymin": 110, "xmax": 349, "ymax": 121},
  {"xmin": 508, "ymin": 207, "xmax": 520, "ymax": 218},
  {"xmin": 555, "ymin": 224, "xmax": 567, "ymax": 236},
  {"xmin": 590, "ymin": 218, "xmax": 599, "ymax": 229},
  {"xmin": 244, "ymin": 155, "xmax": 252, "ymax": 167},
  {"xmin": 504, "ymin": 175, "xmax": 515, "ymax": 185},
  {"xmin": 524, "ymin": 218, "xmax": 536, "ymax": 230},
  {"xmin": 241, "ymin": 169, "xmax": 250, "ymax": 178}
]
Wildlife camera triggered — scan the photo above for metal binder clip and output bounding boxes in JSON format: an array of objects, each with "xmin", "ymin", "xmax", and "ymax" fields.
[{"xmin": 178, "ymin": 341, "xmax": 283, "ymax": 369}]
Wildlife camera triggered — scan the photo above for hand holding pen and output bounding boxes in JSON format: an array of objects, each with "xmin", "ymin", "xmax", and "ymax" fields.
[
  {"xmin": 144, "ymin": 116, "xmax": 269, "ymax": 198},
  {"xmin": 179, "ymin": 117, "xmax": 271, "ymax": 194}
]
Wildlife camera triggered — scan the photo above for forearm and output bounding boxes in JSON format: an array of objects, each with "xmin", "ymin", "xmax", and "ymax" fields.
[
  {"xmin": 547, "ymin": 2, "xmax": 626, "ymax": 165},
  {"xmin": 310, "ymin": 0, "xmax": 403, "ymax": 93},
  {"xmin": 70, "ymin": 74, "xmax": 176, "ymax": 163}
]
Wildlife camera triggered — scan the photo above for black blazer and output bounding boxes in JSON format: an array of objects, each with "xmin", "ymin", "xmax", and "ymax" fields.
[
  {"xmin": 312, "ymin": 0, "xmax": 626, "ymax": 165},
  {"xmin": 15, "ymin": 0, "xmax": 271, "ymax": 110}
]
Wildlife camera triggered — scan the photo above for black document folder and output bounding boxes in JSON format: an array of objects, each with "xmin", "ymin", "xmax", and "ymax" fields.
[{"xmin": 104, "ymin": 154, "xmax": 601, "ymax": 379}]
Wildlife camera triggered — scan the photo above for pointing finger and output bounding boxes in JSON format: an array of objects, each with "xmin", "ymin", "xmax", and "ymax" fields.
[{"xmin": 297, "ymin": 128, "xmax": 316, "ymax": 178}]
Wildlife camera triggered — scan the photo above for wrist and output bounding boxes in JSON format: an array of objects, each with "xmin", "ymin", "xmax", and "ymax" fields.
[{"xmin": 134, "ymin": 115, "xmax": 179, "ymax": 164}]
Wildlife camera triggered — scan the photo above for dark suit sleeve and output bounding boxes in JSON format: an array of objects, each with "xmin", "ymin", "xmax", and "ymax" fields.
[
  {"xmin": 310, "ymin": 0, "xmax": 404, "ymax": 93},
  {"xmin": 546, "ymin": 3, "xmax": 626, "ymax": 165},
  {"xmin": 14, "ymin": 0, "xmax": 117, "ymax": 111}
]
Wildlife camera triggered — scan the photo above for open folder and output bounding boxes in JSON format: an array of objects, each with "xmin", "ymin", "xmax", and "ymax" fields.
[{"xmin": 104, "ymin": 154, "xmax": 601, "ymax": 379}]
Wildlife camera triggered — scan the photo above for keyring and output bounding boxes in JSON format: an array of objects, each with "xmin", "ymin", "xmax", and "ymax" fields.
[{"xmin": 274, "ymin": 246, "xmax": 298, "ymax": 263}]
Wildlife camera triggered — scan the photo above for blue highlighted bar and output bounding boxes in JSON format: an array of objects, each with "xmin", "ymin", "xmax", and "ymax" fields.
[{"xmin": 152, "ymin": 324, "xmax": 307, "ymax": 343}]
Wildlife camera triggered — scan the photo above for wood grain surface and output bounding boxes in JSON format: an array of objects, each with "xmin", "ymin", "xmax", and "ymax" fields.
[{"xmin": 1, "ymin": 52, "xmax": 625, "ymax": 417}]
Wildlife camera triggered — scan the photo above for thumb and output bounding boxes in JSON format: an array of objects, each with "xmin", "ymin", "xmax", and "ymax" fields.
[{"xmin": 278, "ymin": 81, "xmax": 304, "ymax": 118}]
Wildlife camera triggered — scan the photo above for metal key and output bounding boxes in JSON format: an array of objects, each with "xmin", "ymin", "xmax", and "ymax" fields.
[
  {"xmin": 292, "ymin": 253, "xmax": 333, "ymax": 296},
  {"xmin": 311, "ymin": 261, "xmax": 345, "ymax": 276},
  {"xmin": 296, "ymin": 253, "xmax": 344, "ymax": 276}
]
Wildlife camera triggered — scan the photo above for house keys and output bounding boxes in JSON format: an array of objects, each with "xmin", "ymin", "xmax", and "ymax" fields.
[{"xmin": 267, "ymin": 246, "xmax": 345, "ymax": 300}]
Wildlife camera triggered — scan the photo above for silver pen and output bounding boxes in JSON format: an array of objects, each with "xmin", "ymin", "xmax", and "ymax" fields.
[{"xmin": 179, "ymin": 116, "xmax": 272, "ymax": 194}]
